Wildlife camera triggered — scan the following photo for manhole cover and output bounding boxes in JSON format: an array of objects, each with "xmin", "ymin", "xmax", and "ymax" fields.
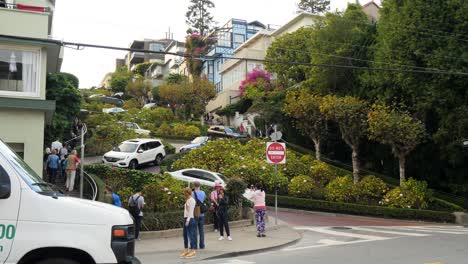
[{"xmin": 331, "ymin": 227, "xmax": 352, "ymax": 230}]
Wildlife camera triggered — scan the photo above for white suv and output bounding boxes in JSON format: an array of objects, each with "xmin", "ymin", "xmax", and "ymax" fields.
[{"xmin": 102, "ymin": 139, "xmax": 166, "ymax": 169}]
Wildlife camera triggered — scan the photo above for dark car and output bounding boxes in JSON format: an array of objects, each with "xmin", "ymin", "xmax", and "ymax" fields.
[{"xmin": 100, "ymin": 96, "xmax": 124, "ymax": 107}]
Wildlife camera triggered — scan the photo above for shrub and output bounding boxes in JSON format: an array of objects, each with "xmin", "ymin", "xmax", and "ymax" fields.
[
  {"xmin": 160, "ymin": 139, "xmax": 176, "ymax": 155},
  {"xmin": 289, "ymin": 175, "xmax": 320, "ymax": 199},
  {"xmin": 354, "ymin": 175, "xmax": 389, "ymax": 205},
  {"xmin": 143, "ymin": 176, "xmax": 186, "ymax": 212},
  {"xmin": 226, "ymin": 178, "xmax": 247, "ymax": 208},
  {"xmin": 265, "ymin": 195, "xmax": 455, "ymax": 223},
  {"xmin": 325, "ymin": 175, "xmax": 355, "ymax": 203},
  {"xmin": 185, "ymin": 125, "xmax": 201, "ymax": 138},
  {"xmin": 281, "ymin": 152, "xmax": 311, "ymax": 179},
  {"xmin": 310, "ymin": 160, "xmax": 337, "ymax": 187},
  {"xmin": 160, "ymin": 152, "xmax": 187, "ymax": 171},
  {"xmin": 381, "ymin": 178, "xmax": 433, "ymax": 209},
  {"xmin": 157, "ymin": 123, "xmax": 173, "ymax": 135}
]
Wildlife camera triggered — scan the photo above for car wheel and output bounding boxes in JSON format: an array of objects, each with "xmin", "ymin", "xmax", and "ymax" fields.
[
  {"xmin": 129, "ymin": 160, "xmax": 138, "ymax": 170},
  {"xmin": 37, "ymin": 258, "xmax": 79, "ymax": 264},
  {"xmin": 154, "ymin": 154, "xmax": 163, "ymax": 165}
]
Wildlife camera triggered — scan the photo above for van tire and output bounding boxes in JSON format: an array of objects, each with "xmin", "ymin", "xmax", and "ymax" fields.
[
  {"xmin": 36, "ymin": 258, "xmax": 79, "ymax": 264},
  {"xmin": 154, "ymin": 154, "xmax": 163, "ymax": 165},
  {"xmin": 129, "ymin": 160, "xmax": 138, "ymax": 170}
]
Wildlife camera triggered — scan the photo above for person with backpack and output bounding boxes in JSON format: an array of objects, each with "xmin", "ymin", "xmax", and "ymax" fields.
[
  {"xmin": 128, "ymin": 189, "xmax": 145, "ymax": 240},
  {"xmin": 105, "ymin": 186, "xmax": 122, "ymax": 207},
  {"xmin": 192, "ymin": 181, "xmax": 207, "ymax": 249},
  {"xmin": 46, "ymin": 149, "xmax": 60, "ymax": 184}
]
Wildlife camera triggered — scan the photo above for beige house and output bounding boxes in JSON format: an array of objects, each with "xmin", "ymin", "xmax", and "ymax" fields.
[
  {"xmin": 362, "ymin": 1, "xmax": 381, "ymax": 22},
  {"xmin": 0, "ymin": 0, "xmax": 63, "ymax": 175}
]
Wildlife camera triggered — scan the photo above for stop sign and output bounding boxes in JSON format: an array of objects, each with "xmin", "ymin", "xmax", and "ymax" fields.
[{"xmin": 266, "ymin": 142, "xmax": 286, "ymax": 164}]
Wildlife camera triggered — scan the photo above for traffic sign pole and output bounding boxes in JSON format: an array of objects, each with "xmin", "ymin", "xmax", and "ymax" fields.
[
  {"xmin": 274, "ymin": 126, "xmax": 278, "ymax": 226},
  {"xmin": 266, "ymin": 130, "xmax": 286, "ymax": 226}
]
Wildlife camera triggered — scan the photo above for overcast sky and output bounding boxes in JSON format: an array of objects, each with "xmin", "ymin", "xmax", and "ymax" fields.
[{"xmin": 52, "ymin": 0, "xmax": 380, "ymax": 88}]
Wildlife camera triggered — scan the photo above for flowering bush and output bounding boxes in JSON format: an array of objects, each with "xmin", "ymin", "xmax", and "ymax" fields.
[
  {"xmin": 280, "ymin": 153, "xmax": 311, "ymax": 179},
  {"xmin": 354, "ymin": 175, "xmax": 389, "ymax": 205},
  {"xmin": 239, "ymin": 69, "xmax": 273, "ymax": 99},
  {"xmin": 288, "ymin": 175, "xmax": 324, "ymax": 199},
  {"xmin": 143, "ymin": 176, "xmax": 186, "ymax": 212},
  {"xmin": 381, "ymin": 178, "xmax": 433, "ymax": 209},
  {"xmin": 310, "ymin": 161, "xmax": 337, "ymax": 187},
  {"xmin": 325, "ymin": 175, "xmax": 355, "ymax": 203}
]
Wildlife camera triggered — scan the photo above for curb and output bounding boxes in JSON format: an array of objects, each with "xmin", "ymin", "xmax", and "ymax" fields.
[
  {"xmin": 140, "ymin": 219, "xmax": 253, "ymax": 239},
  {"xmin": 203, "ymin": 231, "xmax": 302, "ymax": 261}
]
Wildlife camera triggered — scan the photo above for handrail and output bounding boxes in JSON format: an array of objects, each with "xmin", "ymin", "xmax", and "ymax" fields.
[{"xmin": 83, "ymin": 170, "xmax": 98, "ymax": 201}]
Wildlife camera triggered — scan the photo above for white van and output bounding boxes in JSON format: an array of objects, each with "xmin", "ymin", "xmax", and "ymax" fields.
[{"xmin": 0, "ymin": 140, "xmax": 140, "ymax": 264}]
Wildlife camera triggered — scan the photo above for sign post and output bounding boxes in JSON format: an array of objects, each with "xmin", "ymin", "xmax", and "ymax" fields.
[{"xmin": 267, "ymin": 129, "xmax": 286, "ymax": 225}]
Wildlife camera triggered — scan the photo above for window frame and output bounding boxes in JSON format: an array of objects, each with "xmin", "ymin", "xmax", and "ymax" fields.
[{"xmin": 0, "ymin": 44, "xmax": 42, "ymax": 98}]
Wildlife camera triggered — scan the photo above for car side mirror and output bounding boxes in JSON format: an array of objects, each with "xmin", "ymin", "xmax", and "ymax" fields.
[
  {"xmin": 0, "ymin": 183, "xmax": 11, "ymax": 199},
  {"xmin": 137, "ymin": 149, "xmax": 144, "ymax": 154}
]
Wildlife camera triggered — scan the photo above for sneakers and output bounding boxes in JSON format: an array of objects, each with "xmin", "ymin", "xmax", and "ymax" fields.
[
  {"xmin": 179, "ymin": 250, "xmax": 189, "ymax": 258},
  {"xmin": 227, "ymin": 236, "xmax": 233, "ymax": 241},
  {"xmin": 218, "ymin": 236, "xmax": 224, "ymax": 241},
  {"xmin": 261, "ymin": 234, "xmax": 266, "ymax": 237},
  {"xmin": 257, "ymin": 233, "xmax": 261, "ymax": 238},
  {"xmin": 214, "ymin": 229, "xmax": 218, "ymax": 232},
  {"xmin": 185, "ymin": 251, "xmax": 196, "ymax": 259}
]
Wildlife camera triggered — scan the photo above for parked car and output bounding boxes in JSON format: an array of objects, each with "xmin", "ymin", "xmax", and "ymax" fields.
[
  {"xmin": 113, "ymin": 92, "xmax": 124, "ymax": 98},
  {"xmin": 143, "ymin": 102, "xmax": 157, "ymax": 109},
  {"xmin": 102, "ymin": 139, "xmax": 166, "ymax": 169},
  {"xmin": 179, "ymin": 136, "xmax": 209, "ymax": 152},
  {"xmin": 167, "ymin": 168, "xmax": 227, "ymax": 187},
  {"xmin": 102, "ymin": 107, "xmax": 126, "ymax": 114},
  {"xmin": 207, "ymin": 125, "xmax": 245, "ymax": 138},
  {"xmin": 88, "ymin": 93, "xmax": 105, "ymax": 99},
  {"xmin": 101, "ymin": 96, "xmax": 125, "ymax": 107},
  {"xmin": 118, "ymin": 121, "xmax": 151, "ymax": 135}
]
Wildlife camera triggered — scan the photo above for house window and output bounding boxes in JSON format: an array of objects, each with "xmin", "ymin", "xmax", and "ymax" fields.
[
  {"xmin": 149, "ymin": 43, "xmax": 165, "ymax": 52},
  {"xmin": 233, "ymin": 34, "xmax": 245, "ymax": 44},
  {"xmin": 0, "ymin": 46, "xmax": 41, "ymax": 97}
]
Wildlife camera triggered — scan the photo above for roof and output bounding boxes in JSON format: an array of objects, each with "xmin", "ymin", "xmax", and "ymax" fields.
[
  {"xmin": 271, "ymin": 12, "xmax": 320, "ymax": 37},
  {"xmin": 125, "ymin": 138, "xmax": 161, "ymax": 144},
  {"xmin": 362, "ymin": 1, "xmax": 381, "ymax": 9},
  {"xmin": 248, "ymin": 20, "xmax": 266, "ymax": 29}
]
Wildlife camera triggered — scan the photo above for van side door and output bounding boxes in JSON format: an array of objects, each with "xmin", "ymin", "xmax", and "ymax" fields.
[{"xmin": 0, "ymin": 164, "xmax": 20, "ymax": 264}]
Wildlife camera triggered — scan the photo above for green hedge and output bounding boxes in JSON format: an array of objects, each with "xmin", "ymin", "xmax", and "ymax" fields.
[{"xmin": 266, "ymin": 195, "xmax": 456, "ymax": 223}]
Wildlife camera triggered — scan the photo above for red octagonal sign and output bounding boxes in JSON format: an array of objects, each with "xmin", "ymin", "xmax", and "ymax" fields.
[{"xmin": 266, "ymin": 142, "xmax": 286, "ymax": 164}]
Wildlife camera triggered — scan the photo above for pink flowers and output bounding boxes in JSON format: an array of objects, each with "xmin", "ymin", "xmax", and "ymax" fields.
[{"xmin": 239, "ymin": 69, "xmax": 272, "ymax": 96}]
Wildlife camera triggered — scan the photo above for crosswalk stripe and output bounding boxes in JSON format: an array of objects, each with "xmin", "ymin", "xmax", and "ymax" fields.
[
  {"xmin": 375, "ymin": 226, "xmax": 466, "ymax": 235},
  {"xmin": 294, "ymin": 227, "xmax": 389, "ymax": 240},
  {"xmin": 283, "ymin": 239, "xmax": 375, "ymax": 252},
  {"xmin": 349, "ymin": 227, "xmax": 430, "ymax": 237},
  {"xmin": 409, "ymin": 226, "xmax": 468, "ymax": 232}
]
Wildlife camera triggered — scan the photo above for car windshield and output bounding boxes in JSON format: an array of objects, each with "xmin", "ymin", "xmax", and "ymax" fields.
[
  {"xmin": 225, "ymin": 127, "xmax": 234, "ymax": 134},
  {"xmin": 117, "ymin": 143, "xmax": 138, "ymax": 153},
  {"xmin": 0, "ymin": 140, "xmax": 56, "ymax": 194},
  {"xmin": 191, "ymin": 137, "xmax": 207, "ymax": 144},
  {"xmin": 216, "ymin": 173, "xmax": 228, "ymax": 182}
]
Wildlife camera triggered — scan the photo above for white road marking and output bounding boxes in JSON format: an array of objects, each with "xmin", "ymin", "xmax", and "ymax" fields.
[
  {"xmin": 294, "ymin": 227, "xmax": 389, "ymax": 240},
  {"xmin": 409, "ymin": 226, "xmax": 468, "ymax": 232},
  {"xmin": 283, "ymin": 239, "xmax": 376, "ymax": 252},
  {"xmin": 349, "ymin": 226, "xmax": 430, "ymax": 237},
  {"xmin": 376, "ymin": 226, "xmax": 467, "ymax": 235}
]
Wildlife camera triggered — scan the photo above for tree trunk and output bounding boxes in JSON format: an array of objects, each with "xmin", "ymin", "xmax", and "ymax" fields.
[
  {"xmin": 313, "ymin": 139, "xmax": 321, "ymax": 161},
  {"xmin": 398, "ymin": 154, "xmax": 406, "ymax": 186},
  {"xmin": 351, "ymin": 145, "xmax": 360, "ymax": 184}
]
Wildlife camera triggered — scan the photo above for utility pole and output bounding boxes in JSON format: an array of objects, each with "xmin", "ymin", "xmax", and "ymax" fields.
[{"xmin": 79, "ymin": 125, "xmax": 85, "ymax": 199}]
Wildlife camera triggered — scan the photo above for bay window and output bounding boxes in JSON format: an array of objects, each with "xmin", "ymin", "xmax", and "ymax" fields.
[{"xmin": 0, "ymin": 46, "xmax": 41, "ymax": 97}]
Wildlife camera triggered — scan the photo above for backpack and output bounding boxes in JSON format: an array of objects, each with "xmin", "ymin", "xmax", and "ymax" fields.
[
  {"xmin": 128, "ymin": 196, "xmax": 141, "ymax": 218},
  {"xmin": 193, "ymin": 191, "xmax": 208, "ymax": 214}
]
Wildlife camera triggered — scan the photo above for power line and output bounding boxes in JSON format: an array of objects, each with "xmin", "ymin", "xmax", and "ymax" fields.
[{"xmin": 1, "ymin": 34, "xmax": 467, "ymax": 76}]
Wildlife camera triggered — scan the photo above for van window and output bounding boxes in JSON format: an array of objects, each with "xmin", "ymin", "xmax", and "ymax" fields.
[
  {"xmin": 0, "ymin": 140, "xmax": 55, "ymax": 194},
  {"xmin": 0, "ymin": 165, "xmax": 10, "ymax": 188}
]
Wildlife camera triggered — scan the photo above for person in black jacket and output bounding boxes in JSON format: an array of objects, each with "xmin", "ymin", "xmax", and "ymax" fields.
[{"xmin": 217, "ymin": 188, "xmax": 232, "ymax": 241}]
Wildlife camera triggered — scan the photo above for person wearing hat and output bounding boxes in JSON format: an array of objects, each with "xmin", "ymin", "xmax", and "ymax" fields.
[
  {"xmin": 192, "ymin": 181, "xmax": 207, "ymax": 249},
  {"xmin": 210, "ymin": 182, "xmax": 223, "ymax": 232}
]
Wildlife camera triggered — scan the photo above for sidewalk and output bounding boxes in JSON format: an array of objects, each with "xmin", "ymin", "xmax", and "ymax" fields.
[{"xmin": 135, "ymin": 220, "xmax": 301, "ymax": 264}]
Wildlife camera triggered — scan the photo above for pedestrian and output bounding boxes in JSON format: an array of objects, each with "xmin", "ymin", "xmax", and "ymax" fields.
[
  {"xmin": 65, "ymin": 150, "xmax": 80, "ymax": 192},
  {"xmin": 180, "ymin": 188, "xmax": 197, "ymax": 259},
  {"xmin": 217, "ymin": 188, "xmax": 232, "ymax": 241},
  {"xmin": 105, "ymin": 186, "xmax": 122, "ymax": 207},
  {"xmin": 43, "ymin": 148, "xmax": 51, "ymax": 177},
  {"xmin": 51, "ymin": 138, "xmax": 63, "ymax": 153},
  {"xmin": 128, "ymin": 188, "xmax": 145, "ymax": 240},
  {"xmin": 46, "ymin": 149, "xmax": 60, "ymax": 184},
  {"xmin": 59, "ymin": 143, "xmax": 69, "ymax": 160},
  {"xmin": 210, "ymin": 182, "xmax": 222, "ymax": 232},
  {"xmin": 192, "ymin": 181, "xmax": 207, "ymax": 249},
  {"xmin": 248, "ymin": 183, "xmax": 267, "ymax": 237}
]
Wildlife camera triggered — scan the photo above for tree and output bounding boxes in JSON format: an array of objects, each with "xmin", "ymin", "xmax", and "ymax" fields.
[
  {"xmin": 185, "ymin": 34, "xmax": 215, "ymax": 77},
  {"xmin": 110, "ymin": 66, "xmax": 133, "ymax": 93},
  {"xmin": 283, "ymin": 88, "xmax": 326, "ymax": 160},
  {"xmin": 320, "ymin": 95, "xmax": 368, "ymax": 183},
  {"xmin": 297, "ymin": 0, "xmax": 330, "ymax": 14},
  {"xmin": 368, "ymin": 104, "xmax": 425, "ymax": 185},
  {"xmin": 184, "ymin": 78, "xmax": 216, "ymax": 118},
  {"xmin": 186, "ymin": 0, "xmax": 216, "ymax": 36},
  {"xmin": 132, "ymin": 62, "xmax": 153, "ymax": 77},
  {"xmin": 166, "ymin": 73, "xmax": 188, "ymax": 84},
  {"xmin": 45, "ymin": 73, "xmax": 82, "ymax": 144},
  {"xmin": 159, "ymin": 83, "xmax": 187, "ymax": 114},
  {"xmin": 126, "ymin": 77, "xmax": 152, "ymax": 106}
]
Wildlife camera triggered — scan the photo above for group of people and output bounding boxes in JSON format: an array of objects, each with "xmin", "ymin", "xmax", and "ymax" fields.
[{"xmin": 43, "ymin": 140, "xmax": 81, "ymax": 192}]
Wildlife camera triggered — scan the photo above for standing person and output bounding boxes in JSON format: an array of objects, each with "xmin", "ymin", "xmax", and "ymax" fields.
[
  {"xmin": 105, "ymin": 186, "xmax": 122, "ymax": 207},
  {"xmin": 59, "ymin": 143, "xmax": 69, "ymax": 160},
  {"xmin": 217, "ymin": 188, "xmax": 232, "ymax": 241},
  {"xmin": 248, "ymin": 183, "xmax": 267, "ymax": 237},
  {"xmin": 210, "ymin": 182, "xmax": 222, "ymax": 232},
  {"xmin": 192, "ymin": 181, "xmax": 206, "ymax": 249},
  {"xmin": 65, "ymin": 150, "xmax": 80, "ymax": 192},
  {"xmin": 46, "ymin": 150, "xmax": 60, "ymax": 184},
  {"xmin": 180, "ymin": 188, "xmax": 197, "ymax": 259},
  {"xmin": 128, "ymin": 189, "xmax": 145, "ymax": 240},
  {"xmin": 51, "ymin": 138, "xmax": 63, "ymax": 153},
  {"xmin": 43, "ymin": 148, "xmax": 51, "ymax": 177}
]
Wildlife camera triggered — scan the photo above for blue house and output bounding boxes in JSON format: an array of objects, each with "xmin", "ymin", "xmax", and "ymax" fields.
[{"xmin": 203, "ymin": 19, "xmax": 266, "ymax": 93}]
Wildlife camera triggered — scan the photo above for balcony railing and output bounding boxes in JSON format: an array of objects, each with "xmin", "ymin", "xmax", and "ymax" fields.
[{"xmin": 0, "ymin": 2, "xmax": 49, "ymax": 13}]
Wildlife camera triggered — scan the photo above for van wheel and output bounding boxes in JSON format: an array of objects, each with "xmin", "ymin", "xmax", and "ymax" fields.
[
  {"xmin": 129, "ymin": 160, "xmax": 138, "ymax": 170},
  {"xmin": 154, "ymin": 154, "xmax": 163, "ymax": 165},
  {"xmin": 37, "ymin": 258, "xmax": 79, "ymax": 264}
]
